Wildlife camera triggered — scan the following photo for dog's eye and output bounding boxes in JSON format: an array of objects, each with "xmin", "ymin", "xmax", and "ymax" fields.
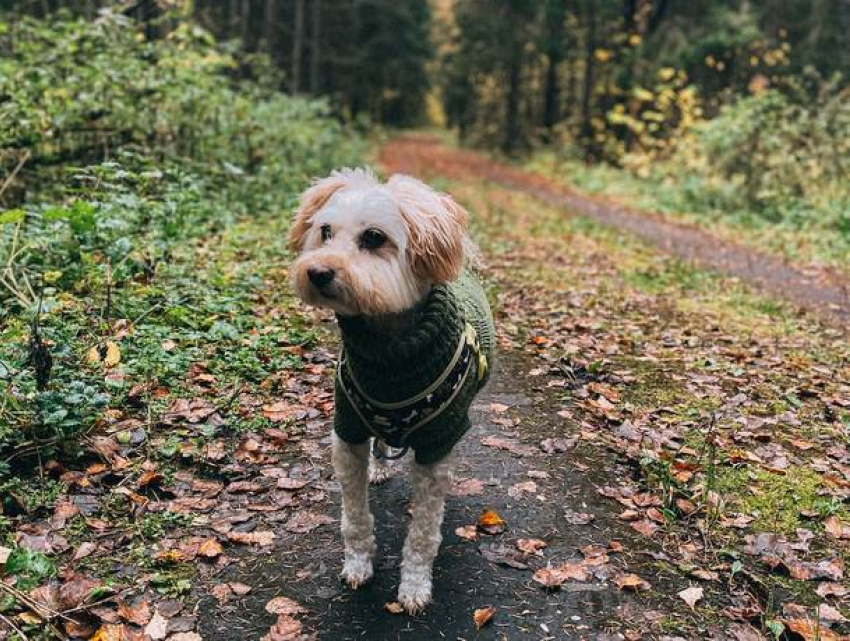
[
  {"xmin": 320, "ymin": 224, "xmax": 332, "ymax": 242},
  {"xmin": 360, "ymin": 228, "xmax": 386, "ymax": 250}
]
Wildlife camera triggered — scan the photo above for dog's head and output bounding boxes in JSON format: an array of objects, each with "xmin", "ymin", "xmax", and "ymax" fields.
[{"xmin": 289, "ymin": 168, "xmax": 468, "ymax": 316}]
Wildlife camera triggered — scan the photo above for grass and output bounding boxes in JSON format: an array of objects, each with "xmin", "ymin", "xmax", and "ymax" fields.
[{"xmin": 525, "ymin": 151, "xmax": 850, "ymax": 273}]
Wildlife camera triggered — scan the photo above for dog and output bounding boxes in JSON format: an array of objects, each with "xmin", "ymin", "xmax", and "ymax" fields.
[{"xmin": 289, "ymin": 168, "xmax": 494, "ymax": 613}]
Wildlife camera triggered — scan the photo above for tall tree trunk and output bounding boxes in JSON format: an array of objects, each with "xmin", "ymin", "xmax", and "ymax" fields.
[
  {"xmin": 542, "ymin": 0, "xmax": 566, "ymax": 138},
  {"xmin": 291, "ymin": 0, "xmax": 305, "ymax": 93},
  {"xmin": 580, "ymin": 0, "xmax": 597, "ymax": 148},
  {"xmin": 309, "ymin": 0, "xmax": 321, "ymax": 94},
  {"xmin": 264, "ymin": 0, "xmax": 276, "ymax": 55},
  {"xmin": 503, "ymin": 37, "xmax": 523, "ymax": 153}
]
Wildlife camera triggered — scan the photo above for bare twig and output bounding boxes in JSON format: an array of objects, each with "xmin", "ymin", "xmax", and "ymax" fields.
[
  {"xmin": 0, "ymin": 611, "xmax": 29, "ymax": 641},
  {"xmin": 0, "ymin": 150, "xmax": 30, "ymax": 201}
]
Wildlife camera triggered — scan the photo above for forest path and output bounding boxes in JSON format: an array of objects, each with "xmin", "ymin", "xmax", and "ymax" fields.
[
  {"xmin": 379, "ymin": 134, "xmax": 849, "ymax": 328},
  {"xmin": 194, "ymin": 135, "xmax": 848, "ymax": 641},
  {"xmin": 199, "ymin": 353, "xmax": 682, "ymax": 640}
]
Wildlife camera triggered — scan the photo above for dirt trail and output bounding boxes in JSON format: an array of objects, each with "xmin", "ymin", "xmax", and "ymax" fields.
[
  {"xmin": 198, "ymin": 355, "xmax": 693, "ymax": 640},
  {"xmin": 379, "ymin": 134, "xmax": 849, "ymax": 327}
]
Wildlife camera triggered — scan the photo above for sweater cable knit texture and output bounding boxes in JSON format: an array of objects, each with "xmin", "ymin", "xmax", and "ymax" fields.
[{"xmin": 334, "ymin": 270, "xmax": 494, "ymax": 464}]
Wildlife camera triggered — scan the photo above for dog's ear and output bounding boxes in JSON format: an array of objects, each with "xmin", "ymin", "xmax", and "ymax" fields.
[
  {"xmin": 386, "ymin": 175, "xmax": 468, "ymax": 285},
  {"xmin": 289, "ymin": 175, "xmax": 348, "ymax": 252}
]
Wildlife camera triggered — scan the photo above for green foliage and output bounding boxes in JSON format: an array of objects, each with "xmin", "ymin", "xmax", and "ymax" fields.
[
  {"xmin": 0, "ymin": 13, "xmax": 363, "ymax": 464},
  {"xmin": 4, "ymin": 548, "xmax": 57, "ymax": 591}
]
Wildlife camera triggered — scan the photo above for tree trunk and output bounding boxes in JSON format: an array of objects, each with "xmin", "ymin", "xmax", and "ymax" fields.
[
  {"xmin": 542, "ymin": 0, "xmax": 566, "ymax": 138},
  {"xmin": 264, "ymin": 0, "xmax": 276, "ymax": 55},
  {"xmin": 310, "ymin": 0, "xmax": 321, "ymax": 94},
  {"xmin": 580, "ymin": 0, "xmax": 597, "ymax": 147},
  {"xmin": 503, "ymin": 37, "xmax": 523, "ymax": 153},
  {"xmin": 291, "ymin": 0, "xmax": 305, "ymax": 93}
]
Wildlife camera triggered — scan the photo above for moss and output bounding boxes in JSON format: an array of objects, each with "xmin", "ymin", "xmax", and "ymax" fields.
[{"xmin": 714, "ymin": 466, "xmax": 850, "ymax": 534}]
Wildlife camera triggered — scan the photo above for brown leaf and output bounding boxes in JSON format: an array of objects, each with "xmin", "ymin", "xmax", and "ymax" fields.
[
  {"xmin": 211, "ymin": 583, "xmax": 233, "ymax": 605},
  {"xmin": 630, "ymin": 519, "xmax": 659, "ymax": 537},
  {"xmin": 481, "ymin": 435, "xmax": 536, "ymax": 457},
  {"xmin": 262, "ymin": 615, "xmax": 303, "ymax": 641},
  {"xmin": 284, "ymin": 511, "xmax": 334, "ymax": 534},
  {"xmin": 824, "ymin": 516, "xmax": 850, "ymax": 540},
  {"xmin": 533, "ymin": 563, "xmax": 589, "ymax": 588},
  {"xmin": 198, "ymin": 538, "xmax": 224, "ymax": 558},
  {"xmin": 678, "ymin": 586, "xmax": 703, "ymax": 609},
  {"xmin": 384, "ymin": 602, "xmax": 404, "ymax": 615},
  {"xmin": 515, "ymin": 538, "xmax": 547, "ymax": 556},
  {"xmin": 230, "ymin": 582, "xmax": 253, "ymax": 596},
  {"xmin": 262, "ymin": 402, "xmax": 299, "ymax": 422},
  {"xmin": 473, "ymin": 606, "xmax": 496, "ymax": 629},
  {"xmin": 476, "ymin": 509, "xmax": 507, "ymax": 535},
  {"xmin": 265, "ymin": 597, "xmax": 307, "ymax": 616},
  {"xmin": 455, "ymin": 525, "xmax": 478, "ymax": 541},
  {"xmin": 782, "ymin": 618, "xmax": 844, "ymax": 641},
  {"xmin": 117, "ymin": 600, "xmax": 152, "ymax": 627},
  {"xmin": 451, "ymin": 478, "xmax": 485, "ymax": 496},
  {"xmin": 564, "ymin": 510, "xmax": 595, "ymax": 525},
  {"xmin": 227, "ymin": 531, "xmax": 277, "ymax": 547},
  {"xmin": 817, "ymin": 582, "xmax": 849, "ymax": 598},
  {"xmin": 615, "ymin": 574, "xmax": 651, "ymax": 592},
  {"xmin": 507, "ymin": 480, "xmax": 537, "ymax": 498},
  {"xmin": 144, "ymin": 611, "xmax": 168, "ymax": 640}
]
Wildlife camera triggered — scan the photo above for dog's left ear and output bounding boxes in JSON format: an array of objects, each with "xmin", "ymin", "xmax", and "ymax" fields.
[{"xmin": 386, "ymin": 175, "xmax": 468, "ymax": 284}]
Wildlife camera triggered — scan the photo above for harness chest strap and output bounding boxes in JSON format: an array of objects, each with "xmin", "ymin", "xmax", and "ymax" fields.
[{"xmin": 336, "ymin": 321, "xmax": 488, "ymax": 452}]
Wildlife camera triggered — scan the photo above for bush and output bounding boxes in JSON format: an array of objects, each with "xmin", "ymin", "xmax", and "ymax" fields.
[{"xmin": 0, "ymin": 12, "xmax": 363, "ymax": 461}]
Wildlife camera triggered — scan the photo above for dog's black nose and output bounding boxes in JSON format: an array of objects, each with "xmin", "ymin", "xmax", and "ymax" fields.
[{"xmin": 307, "ymin": 266, "xmax": 335, "ymax": 288}]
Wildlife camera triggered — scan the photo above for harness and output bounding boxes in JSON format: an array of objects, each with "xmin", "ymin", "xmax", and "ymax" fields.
[{"xmin": 336, "ymin": 321, "xmax": 489, "ymax": 460}]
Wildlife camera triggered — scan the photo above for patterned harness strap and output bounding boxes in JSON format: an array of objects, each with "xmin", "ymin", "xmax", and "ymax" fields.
[{"xmin": 337, "ymin": 322, "xmax": 488, "ymax": 457}]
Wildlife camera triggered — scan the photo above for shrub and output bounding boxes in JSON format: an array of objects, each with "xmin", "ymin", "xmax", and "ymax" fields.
[{"xmin": 0, "ymin": 12, "xmax": 363, "ymax": 461}]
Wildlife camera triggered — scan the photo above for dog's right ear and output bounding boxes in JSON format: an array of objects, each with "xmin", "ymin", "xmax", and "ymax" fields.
[{"xmin": 289, "ymin": 175, "xmax": 347, "ymax": 252}]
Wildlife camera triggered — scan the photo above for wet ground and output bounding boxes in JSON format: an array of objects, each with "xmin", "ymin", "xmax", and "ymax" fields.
[{"xmin": 197, "ymin": 353, "xmax": 698, "ymax": 640}]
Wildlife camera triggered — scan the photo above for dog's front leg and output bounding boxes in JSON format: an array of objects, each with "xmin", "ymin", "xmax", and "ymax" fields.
[
  {"xmin": 397, "ymin": 453, "xmax": 453, "ymax": 614},
  {"xmin": 332, "ymin": 432, "xmax": 375, "ymax": 588}
]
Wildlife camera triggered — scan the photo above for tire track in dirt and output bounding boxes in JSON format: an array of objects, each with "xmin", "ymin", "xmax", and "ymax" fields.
[{"xmin": 379, "ymin": 134, "xmax": 850, "ymax": 328}]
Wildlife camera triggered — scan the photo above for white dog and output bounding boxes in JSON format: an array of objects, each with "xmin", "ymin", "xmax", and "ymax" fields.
[{"xmin": 289, "ymin": 169, "xmax": 494, "ymax": 613}]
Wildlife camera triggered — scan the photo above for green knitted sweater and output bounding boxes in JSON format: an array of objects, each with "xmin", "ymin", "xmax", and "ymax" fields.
[{"xmin": 334, "ymin": 270, "xmax": 495, "ymax": 464}]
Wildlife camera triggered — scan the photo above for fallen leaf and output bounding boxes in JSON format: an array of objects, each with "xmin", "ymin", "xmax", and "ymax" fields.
[
  {"xmin": 615, "ymin": 574, "xmax": 651, "ymax": 592},
  {"xmin": 211, "ymin": 584, "xmax": 233, "ymax": 604},
  {"xmin": 678, "ymin": 586, "xmax": 704, "ymax": 609},
  {"xmin": 533, "ymin": 563, "xmax": 589, "ymax": 588},
  {"xmin": 564, "ymin": 510, "xmax": 595, "ymax": 525},
  {"xmin": 782, "ymin": 618, "xmax": 844, "ymax": 641},
  {"xmin": 473, "ymin": 606, "xmax": 496, "ymax": 629},
  {"xmin": 384, "ymin": 602, "xmax": 404, "ymax": 615},
  {"xmin": 455, "ymin": 525, "xmax": 478, "ymax": 541},
  {"xmin": 489, "ymin": 403, "xmax": 510, "ymax": 413},
  {"xmin": 630, "ymin": 519, "xmax": 659, "ymax": 537},
  {"xmin": 451, "ymin": 478, "xmax": 485, "ymax": 496},
  {"xmin": 230, "ymin": 582, "xmax": 252, "ymax": 596},
  {"xmin": 824, "ymin": 516, "xmax": 850, "ymax": 540},
  {"xmin": 169, "ymin": 634, "xmax": 202, "ymax": 641},
  {"xmin": 284, "ymin": 511, "xmax": 334, "ymax": 533},
  {"xmin": 89, "ymin": 624, "xmax": 123, "ymax": 641},
  {"xmin": 515, "ymin": 538, "xmax": 547, "ymax": 556},
  {"xmin": 117, "ymin": 600, "xmax": 151, "ymax": 626},
  {"xmin": 145, "ymin": 612, "xmax": 168, "ymax": 641},
  {"xmin": 199, "ymin": 539, "xmax": 224, "ymax": 558},
  {"xmin": 479, "ymin": 542, "xmax": 529, "ymax": 569},
  {"xmin": 262, "ymin": 615, "xmax": 302, "ymax": 641},
  {"xmin": 227, "ymin": 531, "xmax": 276, "ymax": 547},
  {"xmin": 0, "ymin": 545, "xmax": 11, "ymax": 565},
  {"xmin": 476, "ymin": 509, "xmax": 507, "ymax": 535},
  {"xmin": 265, "ymin": 596, "xmax": 307, "ymax": 616},
  {"xmin": 817, "ymin": 582, "xmax": 849, "ymax": 598},
  {"xmin": 507, "ymin": 480, "xmax": 537, "ymax": 498}
]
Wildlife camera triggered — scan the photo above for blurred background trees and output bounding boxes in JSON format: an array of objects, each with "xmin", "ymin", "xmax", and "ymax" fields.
[{"xmin": 2, "ymin": 0, "xmax": 848, "ymax": 259}]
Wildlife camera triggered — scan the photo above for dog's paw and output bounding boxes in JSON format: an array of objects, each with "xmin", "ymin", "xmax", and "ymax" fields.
[
  {"xmin": 340, "ymin": 554, "xmax": 373, "ymax": 589},
  {"xmin": 368, "ymin": 463, "xmax": 393, "ymax": 485},
  {"xmin": 397, "ymin": 575, "xmax": 432, "ymax": 615}
]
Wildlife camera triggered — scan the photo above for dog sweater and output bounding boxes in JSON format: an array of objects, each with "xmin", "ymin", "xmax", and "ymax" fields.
[{"xmin": 333, "ymin": 270, "xmax": 494, "ymax": 464}]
